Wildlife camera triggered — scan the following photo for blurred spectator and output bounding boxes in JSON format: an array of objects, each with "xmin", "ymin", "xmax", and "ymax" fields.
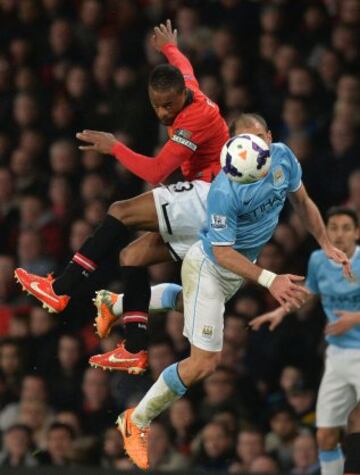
[
  {"xmin": 230, "ymin": 428, "xmax": 265, "ymax": 473},
  {"xmin": 194, "ymin": 421, "xmax": 234, "ymax": 471},
  {"xmin": 0, "ymin": 424, "xmax": 37, "ymax": 467},
  {"xmin": 291, "ymin": 433, "xmax": 320, "ymax": 475},
  {"xmin": 249, "ymin": 455, "xmax": 280, "ymax": 474},
  {"xmin": 0, "ymin": 339, "xmax": 24, "ymax": 400},
  {"xmin": 346, "ymin": 169, "xmax": 360, "ymax": 221},
  {"xmin": 148, "ymin": 421, "xmax": 188, "ymax": 470},
  {"xmin": 100, "ymin": 426, "xmax": 127, "ymax": 468},
  {"xmin": 80, "ymin": 367, "xmax": 116, "ymax": 435},
  {"xmin": 266, "ymin": 406, "xmax": 299, "ymax": 469},
  {"xmin": 48, "ymin": 334, "xmax": 85, "ymax": 410},
  {"xmin": 148, "ymin": 339, "xmax": 176, "ymax": 381},
  {"xmin": 168, "ymin": 398, "xmax": 198, "ymax": 455},
  {"xmin": 37, "ymin": 422, "xmax": 75, "ymax": 465},
  {"xmin": 17, "ymin": 229, "xmax": 55, "ymax": 275}
]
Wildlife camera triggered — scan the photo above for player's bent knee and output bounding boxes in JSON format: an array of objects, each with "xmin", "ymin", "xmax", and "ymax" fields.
[
  {"xmin": 108, "ymin": 201, "xmax": 129, "ymax": 222},
  {"xmin": 348, "ymin": 404, "xmax": 360, "ymax": 434},
  {"xmin": 190, "ymin": 352, "xmax": 221, "ymax": 380},
  {"xmin": 119, "ymin": 246, "xmax": 139, "ymax": 267},
  {"xmin": 316, "ymin": 428, "xmax": 340, "ymax": 450}
]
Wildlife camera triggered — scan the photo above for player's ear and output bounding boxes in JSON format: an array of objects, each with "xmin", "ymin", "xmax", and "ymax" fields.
[{"xmin": 267, "ymin": 130, "xmax": 273, "ymax": 144}]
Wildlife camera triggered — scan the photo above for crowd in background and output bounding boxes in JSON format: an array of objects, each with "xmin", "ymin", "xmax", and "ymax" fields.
[{"xmin": 0, "ymin": 0, "xmax": 359, "ymax": 471}]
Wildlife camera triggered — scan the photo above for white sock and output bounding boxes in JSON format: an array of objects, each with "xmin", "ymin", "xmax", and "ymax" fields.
[
  {"xmin": 319, "ymin": 447, "xmax": 344, "ymax": 475},
  {"xmin": 131, "ymin": 363, "xmax": 187, "ymax": 428},
  {"xmin": 112, "ymin": 283, "xmax": 182, "ymax": 316}
]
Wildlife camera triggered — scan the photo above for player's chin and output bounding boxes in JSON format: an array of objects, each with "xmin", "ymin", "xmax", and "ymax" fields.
[{"xmin": 160, "ymin": 117, "xmax": 174, "ymax": 126}]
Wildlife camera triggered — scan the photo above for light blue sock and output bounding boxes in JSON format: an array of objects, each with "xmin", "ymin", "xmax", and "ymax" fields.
[
  {"xmin": 319, "ymin": 447, "xmax": 344, "ymax": 475},
  {"xmin": 132, "ymin": 363, "xmax": 187, "ymax": 428},
  {"xmin": 147, "ymin": 283, "xmax": 182, "ymax": 312}
]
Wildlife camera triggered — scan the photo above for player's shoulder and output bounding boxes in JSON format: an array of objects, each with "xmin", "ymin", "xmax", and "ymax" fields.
[
  {"xmin": 210, "ymin": 172, "xmax": 236, "ymax": 198},
  {"xmin": 270, "ymin": 142, "xmax": 294, "ymax": 159},
  {"xmin": 309, "ymin": 249, "xmax": 326, "ymax": 266},
  {"xmin": 174, "ymin": 90, "xmax": 219, "ymax": 127}
]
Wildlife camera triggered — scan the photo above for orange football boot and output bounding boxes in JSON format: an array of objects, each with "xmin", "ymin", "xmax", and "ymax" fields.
[
  {"xmin": 117, "ymin": 408, "xmax": 149, "ymax": 470},
  {"xmin": 89, "ymin": 341, "xmax": 148, "ymax": 374},
  {"xmin": 14, "ymin": 268, "xmax": 70, "ymax": 313},
  {"xmin": 93, "ymin": 289, "xmax": 121, "ymax": 338}
]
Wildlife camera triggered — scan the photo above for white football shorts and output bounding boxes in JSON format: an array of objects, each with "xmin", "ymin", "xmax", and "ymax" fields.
[
  {"xmin": 316, "ymin": 345, "xmax": 360, "ymax": 427},
  {"xmin": 181, "ymin": 241, "xmax": 245, "ymax": 352},
  {"xmin": 152, "ymin": 180, "xmax": 210, "ymax": 261}
]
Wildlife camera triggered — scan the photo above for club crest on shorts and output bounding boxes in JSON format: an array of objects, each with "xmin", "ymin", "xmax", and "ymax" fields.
[
  {"xmin": 211, "ymin": 214, "xmax": 227, "ymax": 229},
  {"xmin": 202, "ymin": 325, "xmax": 214, "ymax": 340}
]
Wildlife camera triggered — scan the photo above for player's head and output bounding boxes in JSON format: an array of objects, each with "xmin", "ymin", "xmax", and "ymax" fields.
[
  {"xmin": 326, "ymin": 206, "xmax": 359, "ymax": 255},
  {"xmin": 149, "ymin": 64, "xmax": 186, "ymax": 126},
  {"xmin": 231, "ymin": 113, "xmax": 272, "ymax": 145}
]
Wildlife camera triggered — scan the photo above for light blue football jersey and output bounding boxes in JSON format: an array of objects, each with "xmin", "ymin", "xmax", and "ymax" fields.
[
  {"xmin": 306, "ymin": 247, "xmax": 360, "ymax": 349},
  {"xmin": 201, "ymin": 142, "xmax": 302, "ymax": 263}
]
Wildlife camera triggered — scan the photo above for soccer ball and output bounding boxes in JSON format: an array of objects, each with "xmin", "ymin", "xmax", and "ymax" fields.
[{"xmin": 220, "ymin": 133, "xmax": 271, "ymax": 184}]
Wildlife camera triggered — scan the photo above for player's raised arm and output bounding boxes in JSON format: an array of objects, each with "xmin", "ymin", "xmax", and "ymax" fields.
[
  {"xmin": 288, "ymin": 184, "xmax": 353, "ymax": 280},
  {"xmin": 151, "ymin": 19, "xmax": 199, "ymax": 88}
]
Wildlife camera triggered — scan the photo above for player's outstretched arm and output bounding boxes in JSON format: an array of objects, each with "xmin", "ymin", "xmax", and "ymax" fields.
[
  {"xmin": 76, "ymin": 130, "xmax": 194, "ymax": 185},
  {"xmin": 249, "ymin": 292, "xmax": 317, "ymax": 331},
  {"xmin": 212, "ymin": 245, "xmax": 310, "ymax": 312},
  {"xmin": 151, "ymin": 19, "xmax": 198, "ymax": 86},
  {"xmin": 289, "ymin": 184, "xmax": 353, "ymax": 280}
]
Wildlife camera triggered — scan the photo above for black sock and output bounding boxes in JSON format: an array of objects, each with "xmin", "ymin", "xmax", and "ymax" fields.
[
  {"xmin": 345, "ymin": 433, "xmax": 360, "ymax": 474},
  {"xmin": 54, "ymin": 215, "xmax": 129, "ymax": 296},
  {"xmin": 122, "ymin": 266, "xmax": 150, "ymax": 353}
]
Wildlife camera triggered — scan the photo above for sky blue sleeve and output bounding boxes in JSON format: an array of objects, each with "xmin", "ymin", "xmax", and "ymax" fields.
[
  {"xmin": 206, "ymin": 185, "xmax": 238, "ymax": 246},
  {"xmin": 305, "ymin": 252, "xmax": 319, "ymax": 294},
  {"xmin": 284, "ymin": 144, "xmax": 302, "ymax": 192}
]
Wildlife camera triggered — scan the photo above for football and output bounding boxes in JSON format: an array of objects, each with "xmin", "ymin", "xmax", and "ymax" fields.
[{"xmin": 220, "ymin": 133, "xmax": 271, "ymax": 184}]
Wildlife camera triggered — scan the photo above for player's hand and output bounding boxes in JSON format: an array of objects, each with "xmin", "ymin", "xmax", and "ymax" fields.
[
  {"xmin": 269, "ymin": 274, "xmax": 310, "ymax": 312},
  {"xmin": 76, "ymin": 130, "xmax": 118, "ymax": 155},
  {"xmin": 323, "ymin": 243, "xmax": 354, "ymax": 282},
  {"xmin": 151, "ymin": 19, "xmax": 178, "ymax": 52},
  {"xmin": 249, "ymin": 310, "xmax": 285, "ymax": 331},
  {"xmin": 325, "ymin": 310, "xmax": 360, "ymax": 336}
]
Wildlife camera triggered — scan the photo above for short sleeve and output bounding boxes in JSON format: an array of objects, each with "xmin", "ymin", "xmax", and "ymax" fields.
[
  {"xmin": 284, "ymin": 144, "xmax": 302, "ymax": 192},
  {"xmin": 206, "ymin": 184, "xmax": 237, "ymax": 246},
  {"xmin": 305, "ymin": 252, "xmax": 319, "ymax": 294}
]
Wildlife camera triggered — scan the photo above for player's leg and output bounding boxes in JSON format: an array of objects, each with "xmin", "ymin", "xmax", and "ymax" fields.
[
  {"xmin": 119, "ymin": 181, "xmax": 209, "ymax": 350},
  {"xmin": 344, "ymin": 402, "xmax": 360, "ymax": 475},
  {"xmin": 90, "ymin": 232, "xmax": 181, "ymax": 373},
  {"xmin": 14, "ymin": 191, "xmax": 158, "ymax": 312},
  {"xmin": 316, "ymin": 348, "xmax": 356, "ymax": 475},
  {"xmin": 343, "ymin": 353, "xmax": 360, "ymax": 475},
  {"xmin": 116, "ymin": 241, "xmax": 242, "ymax": 468}
]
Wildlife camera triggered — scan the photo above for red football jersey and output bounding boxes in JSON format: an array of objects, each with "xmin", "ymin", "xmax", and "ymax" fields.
[
  {"xmin": 111, "ymin": 44, "xmax": 229, "ymax": 186},
  {"xmin": 165, "ymin": 44, "xmax": 229, "ymax": 183}
]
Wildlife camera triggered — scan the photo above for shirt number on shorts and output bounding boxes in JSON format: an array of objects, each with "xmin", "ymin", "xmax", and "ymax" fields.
[{"xmin": 173, "ymin": 183, "xmax": 194, "ymax": 193}]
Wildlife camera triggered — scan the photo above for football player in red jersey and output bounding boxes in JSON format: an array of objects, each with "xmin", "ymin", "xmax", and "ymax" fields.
[{"xmin": 15, "ymin": 20, "xmax": 229, "ymax": 374}]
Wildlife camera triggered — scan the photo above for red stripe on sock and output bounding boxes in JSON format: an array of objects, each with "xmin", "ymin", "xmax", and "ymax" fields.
[
  {"xmin": 73, "ymin": 253, "xmax": 97, "ymax": 272},
  {"xmin": 123, "ymin": 312, "xmax": 148, "ymax": 324}
]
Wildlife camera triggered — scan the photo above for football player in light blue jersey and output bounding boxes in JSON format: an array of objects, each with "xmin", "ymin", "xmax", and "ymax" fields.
[
  {"xmin": 115, "ymin": 113, "xmax": 352, "ymax": 468},
  {"xmin": 251, "ymin": 207, "xmax": 360, "ymax": 475}
]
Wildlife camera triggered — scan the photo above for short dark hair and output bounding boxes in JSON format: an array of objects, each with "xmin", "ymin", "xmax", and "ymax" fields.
[
  {"xmin": 230, "ymin": 113, "xmax": 269, "ymax": 136},
  {"xmin": 326, "ymin": 206, "xmax": 359, "ymax": 227},
  {"xmin": 48, "ymin": 422, "xmax": 75, "ymax": 440},
  {"xmin": 149, "ymin": 64, "xmax": 185, "ymax": 94}
]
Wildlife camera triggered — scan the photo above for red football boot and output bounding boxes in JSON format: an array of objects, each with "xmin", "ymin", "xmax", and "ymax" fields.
[
  {"xmin": 89, "ymin": 342, "xmax": 148, "ymax": 374},
  {"xmin": 14, "ymin": 268, "xmax": 70, "ymax": 313}
]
